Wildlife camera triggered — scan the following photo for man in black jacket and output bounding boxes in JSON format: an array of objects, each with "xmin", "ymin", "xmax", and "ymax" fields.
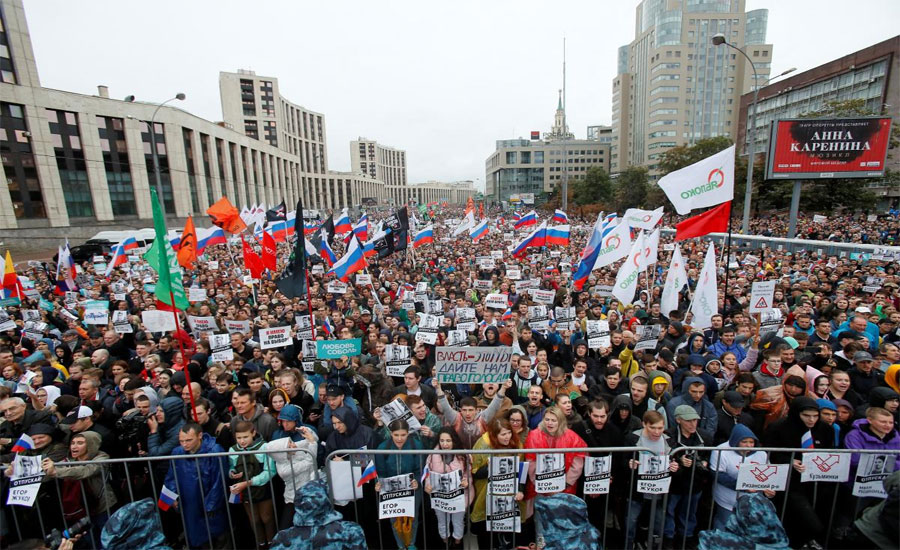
[
  {"xmin": 664, "ymin": 405, "xmax": 712, "ymax": 548},
  {"xmin": 572, "ymin": 399, "xmax": 623, "ymax": 534},
  {"xmin": 713, "ymin": 390, "xmax": 755, "ymax": 445},
  {"xmin": 0, "ymin": 397, "xmax": 54, "ymax": 452}
]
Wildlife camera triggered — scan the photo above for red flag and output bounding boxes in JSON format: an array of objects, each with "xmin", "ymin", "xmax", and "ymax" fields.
[
  {"xmin": 207, "ymin": 197, "xmax": 247, "ymax": 234},
  {"xmin": 674, "ymin": 201, "xmax": 731, "ymax": 241},
  {"xmin": 241, "ymin": 235, "xmax": 264, "ymax": 279},
  {"xmin": 261, "ymin": 231, "xmax": 277, "ymax": 272}
]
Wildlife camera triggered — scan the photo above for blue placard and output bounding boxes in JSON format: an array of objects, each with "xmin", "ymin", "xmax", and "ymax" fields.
[
  {"xmin": 0, "ymin": 297, "xmax": 21, "ymax": 306},
  {"xmin": 38, "ymin": 297, "xmax": 55, "ymax": 312},
  {"xmin": 316, "ymin": 338, "xmax": 362, "ymax": 359}
]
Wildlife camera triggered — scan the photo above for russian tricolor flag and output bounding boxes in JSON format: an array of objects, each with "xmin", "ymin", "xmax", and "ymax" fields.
[
  {"xmin": 573, "ymin": 213, "xmax": 616, "ymax": 291},
  {"xmin": 11, "ymin": 434, "xmax": 34, "ymax": 453},
  {"xmin": 121, "ymin": 237, "xmax": 138, "ymax": 251},
  {"xmin": 514, "ymin": 210, "xmax": 537, "ymax": 230},
  {"xmin": 334, "ymin": 208, "xmax": 352, "ymax": 234},
  {"xmin": 362, "ymin": 239, "xmax": 377, "ymax": 259},
  {"xmin": 319, "ymin": 238, "xmax": 337, "ymax": 268},
  {"xmin": 321, "ymin": 317, "xmax": 334, "ymax": 337},
  {"xmin": 512, "ymin": 211, "xmax": 522, "ymax": 222},
  {"xmin": 327, "ymin": 236, "xmax": 368, "ymax": 283},
  {"xmin": 349, "ymin": 214, "xmax": 368, "ymax": 243},
  {"xmin": 304, "ymin": 221, "xmax": 320, "ymax": 235},
  {"xmin": 413, "ymin": 225, "xmax": 434, "ymax": 249},
  {"xmin": 197, "ymin": 227, "xmax": 227, "ymax": 255},
  {"xmin": 801, "ymin": 430, "xmax": 814, "ymax": 449},
  {"xmin": 326, "ymin": 236, "xmax": 369, "ymax": 283},
  {"xmin": 358, "ymin": 460, "xmax": 378, "ymax": 487},
  {"xmin": 105, "ymin": 241, "xmax": 128, "ymax": 276},
  {"xmin": 501, "ymin": 308, "xmax": 512, "ymax": 321},
  {"xmin": 512, "ymin": 222, "xmax": 546, "ymax": 259},
  {"xmin": 546, "ymin": 224, "xmax": 570, "ymax": 247},
  {"xmin": 228, "ymin": 492, "xmax": 242, "ymax": 504},
  {"xmin": 270, "ymin": 220, "xmax": 289, "ymax": 242},
  {"xmin": 469, "ymin": 219, "xmax": 488, "ymax": 242},
  {"xmin": 54, "ymin": 244, "xmax": 78, "ymax": 295},
  {"xmin": 158, "ymin": 485, "xmax": 178, "ymax": 511},
  {"xmin": 552, "ymin": 209, "xmax": 568, "ymax": 224}
]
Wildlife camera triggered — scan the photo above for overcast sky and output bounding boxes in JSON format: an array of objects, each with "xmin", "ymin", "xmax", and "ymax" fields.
[{"xmin": 22, "ymin": 0, "xmax": 900, "ymax": 191}]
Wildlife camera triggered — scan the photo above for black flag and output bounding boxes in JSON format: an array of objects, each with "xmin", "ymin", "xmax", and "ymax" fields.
[
  {"xmin": 320, "ymin": 215, "xmax": 336, "ymax": 245},
  {"xmin": 276, "ymin": 198, "xmax": 308, "ymax": 299},
  {"xmin": 265, "ymin": 200, "xmax": 287, "ymax": 223},
  {"xmin": 385, "ymin": 206, "xmax": 410, "ymax": 252}
]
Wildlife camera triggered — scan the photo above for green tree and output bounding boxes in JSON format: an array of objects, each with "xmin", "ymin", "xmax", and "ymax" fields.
[
  {"xmin": 614, "ymin": 166, "xmax": 650, "ymax": 210},
  {"xmin": 571, "ymin": 166, "xmax": 614, "ymax": 207}
]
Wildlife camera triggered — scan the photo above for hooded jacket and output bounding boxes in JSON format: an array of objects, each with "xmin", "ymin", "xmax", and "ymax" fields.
[
  {"xmin": 533, "ymin": 493, "xmax": 601, "ymax": 550},
  {"xmin": 324, "ymin": 406, "xmax": 375, "ymax": 458},
  {"xmin": 697, "ymin": 492, "xmax": 790, "ymax": 550},
  {"xmin": 665, "ymin": 376, "xmax": 717, "ymax": 434},
  {"xmin": 765, "ymin": 396, "xmax": 834, "ymax": 465},
  {"xmin": 267, "ymin": 429, "xmax": 319, "ymax": 504},
  {"xmin": 843, "ymin": 416, "xmax": 900, "ymax": 479},
  {"xmin": 611, "ymin": 394, "xmax": 641, "ymax": 433},
  {"xmin": 478, "ymin": 325, "xmax": 502, "ymax": 347},
  {"xmin": 148, "ymin": 396, "xmax": 186, "ymax": 457},
  {"xmin": 709, "ymin": 424, "xmax": 767, "ymax": 511},
  {"xmin": 101, "ymin": 498, "xmax": 172, "ymax": 550},
  {"xmin": 54, "ymin": 430, "xmax": 118, "ymax": 515},
  {"xmin": 270, "ymin": 479, "xmax": 367, "ymax": 550},
  {"xmin": 163, "ymin": 432, "xmax": 227, "ymax": 548},
  {"xmin": 230, "ymin": 400, "xmax": 278, "ymax": 442}
]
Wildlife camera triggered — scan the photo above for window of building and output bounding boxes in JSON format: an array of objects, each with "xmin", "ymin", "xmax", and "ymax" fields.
[
  {"xmin": 0, "ymin": 102, "xmax": 45, "ymax": 218},
  {"xmin": 200, "ymin": 134, "xmax": 215, "ymax": 206},
  {"xmin": 506, "ymin": 151, "xmax": 517, "ymax": 164},
  {"xmin": 46, "ymin": 109, "xmax": 93, "ymax": 218},
  {"xmin": 97, "ymin": 116, "xmax": 136, "ymax": 216},
  {"xmin": 182, "ymin": 129, "xmax": 200, "ymax": 213}
]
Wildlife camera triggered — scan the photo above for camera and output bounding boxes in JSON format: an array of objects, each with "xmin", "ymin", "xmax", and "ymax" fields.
[
  {"xmin": 116, "ymin": 410, "xmax": 148, "ymax": 443},
  {"xmin": 45, "ymin": 517, "xmax": 91, "ymax": 550}
]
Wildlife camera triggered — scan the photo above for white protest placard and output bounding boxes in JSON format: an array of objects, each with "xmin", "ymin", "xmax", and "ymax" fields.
[
  {"xmin": 743, "ymin": 254, "xmax": 760, "ymax": 266},
  {"xmin": 225, "ymin": 319, "xmax": 250, "ymax": 335},
  {"xmin": 586, "ymin": 320, "xmax": 610, "ymax": 349},
  {"xmin": 326, "ymin": 281, "xmax": 348, "ymax": 294},
  {"xmin": 634, "ymin": 325, "xmax": 662, "ymax": 352},
  {"xmin": 478, "ymin": 258, "xmax": 496, "ymax": 270},
  {"xmin": 384, "ymin": 344, "xmax": 412, "ymax": 377},
  {"xmin": 379, "ymin": 398, "xmax": 421, "ymax": 431},
  {"xmin": 188, "ymin": 287, "xmax": 207, "ymax": 302},
  {"xmin": 531, "ymin": 289, "xmax": 555, "ymax": 305},
  {"xmin": 209, "ymin": 333, "xmax": 234, "ymax": 362},
  {"xmin": 736, "ymin": 462, "xmax": 789, "ymax": 492},
  {"xmin": 662, "ymin": 243, "xmax": 675, "ymax": 252},
  {"xmin": 813, "ymin": 214, "xmax": 827, "ymax": 224},
  {"xmin": 446, "ymin": 329, "xmax": 468, "ymax": 346},
  {"xmin": 355, "ymin": 273, "xmax": 372, "ymax": 286},
  {"xmin": 430, "ymin": 470, "xmax": 466, "ymax": 513},
  {"xmin": 474, "ymin": 280, "xmax": 493, "ymax": 292},
  {"xmin": 294, "ymin": 315, "xmax": 314, "ymax": 340},
  {"xmin": 426, "ymin": 299, "xmax": 444, "ymax": 314},
  {"xmin": 455, "ymin": 307, "xmax": 477, "ymax": 332},
  {"xmin": 6, "ymin": 455, "xmax": 42, "ymax": 507},
  {"xmin": 750, "ymin": 280, "xmax": 776, "ymax": 314},
  {"xmin": 300, "ymin": 340, "xmax": 318, "ymax": 372},
  {"xmin": 187, "ymin": 315, "xmax": 218, "ymax": 335},
  {"xmin": 486, "ymin": 494, "xmax": 521, "ymax": 533},
  {"xmin": 378, "ymin": 474, "xmax": 416, "ymax": 519},
  {"xmin": 328, "ymin": 459, "xmax": 364, "ymax": 502},
  {"xmin": 534, "ymin": 453, "xmax": 566, "ymax": 494},
  {"xmin": 491, "ymin": 250, "xmax": 504, "ymax": 260},
  {"xmin": 112, "ymin": 310, "xmax": 133, "ymax": 334},
  {"xmin": 758, "ymin": 309, "xmax": 784, "ymax": 339},
  {"xmin": 637, "ymin": 454, "xmax": 672, "ymax": 494},
  {"xmin": 435, "ymin": 346, "xmax": 513, "ymax": 384},
  {"xmin": 506, "ymin": 268, "xmax": 521, "ymax": 280},
  {"xmin": 311, "ymin": 264, "xmax": 325, "ymax": 275},
  {"xmin": 485, "ymin": 293, "xmax": 508, "ymax": 310},
  {"xmin": 527, "ymin": 305, "xmax": 551, "ymax": 331},
  {"xmin": 488, "ymin": 456, "xmax": 518, "ymax": 494},
  {"xmin": 83, "ymin": 302, "xmax": 109, "ymax": 325},
  {"xmin": 852, "ymin": 453, "xmax": 896, "ymax": 497},
  {"xmin": 554, "ymin": 306, "xmax": 576, "ymax": 332},
  {"xmin": 207, "ymin": 260, "xmax": 219, "ymax": 270},
  {"xmin": 415, "ymin": 327, "xmax": 439, "ymax": 345},
  {"xmin": 0, "ymin": 312, "xmax": 16, "ymax": 332},
  {"xmin": 583, "ymin": 455, "xmax": 612, "ymax": 495},
  {"xmin": 596, "ymin": 284, "xmax": 614, "ymax": 297},
  {"xmin": 259, "ymin": 326, "xmax": 292, "ymax": 349},
  {"xmin": 141, "ymin": 310, "xmax": 176, "ymax": 333},
  {"xmin": 801, "ymin": 452, "xmax": 851, "ymax": 483},
  {"xmin": 416, "ymin": 281, "xmax": 429, "ymax": 293}
]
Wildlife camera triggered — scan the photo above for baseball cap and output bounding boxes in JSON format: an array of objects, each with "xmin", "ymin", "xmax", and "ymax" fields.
[
  {"xmin": 723, "ymin": 391, "xmax": 744, "ymax": 408},
  {"xmin": 360, "ymin": 309, "xmax": 372, "ymax": 316},
  {"xmin": 60, "ymin": 405, "xmax": 93, "ymax": 425},
  {"xmin": 278, "ymin": 404, "xmax": 302, "ymax": 422},
  {"xmin": 853, "ymin": 351, "xmax": 874, "ymax": 362},
  {"xmin": 855, "ymin": 306, "xmax": 872, "ymax": 314},
  {"xmin": 674, "ymin": 405, "xmax": 701, "ymax": 421},
  {"xmin": 325, "ymin": 384, "xmax": 343, "ymax": 398}
]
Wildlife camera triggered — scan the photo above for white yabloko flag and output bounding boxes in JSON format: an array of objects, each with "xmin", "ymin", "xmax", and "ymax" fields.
[
  {"xmin": 612, "ymin": 231, "xmax": 645, "ymax": 306},
  {"xmin": 660, "ymin": 245, "xmax": 688, "ymax": 318},
  {"xmin": 658, "ymin": 145, "xmax": 735, "ymax": 215},
  {"xmin": 690, "ymin": 242, "xmax": 719, "ymax": 330}
]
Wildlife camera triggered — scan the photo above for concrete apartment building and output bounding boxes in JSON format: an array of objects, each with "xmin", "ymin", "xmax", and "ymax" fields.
[
  {"xmin": 0, "ymin": 0, "xmax": 471, "ymax": 242},
  {"xmin": 736, "ymin": 35, "xmax": 899, "ymax": 205},
  {"xmin": 485, "ymin": 95, "xmax": 610, "ymax": 204},
  {"xmin": 611, "ymin": 0, "xmax": 773, "ymax": 174}
]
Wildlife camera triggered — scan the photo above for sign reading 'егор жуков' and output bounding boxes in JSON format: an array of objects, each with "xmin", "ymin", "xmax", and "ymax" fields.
[{"xmin": 435, "ymin": 346, "xmax": 513, "ymax": 384}]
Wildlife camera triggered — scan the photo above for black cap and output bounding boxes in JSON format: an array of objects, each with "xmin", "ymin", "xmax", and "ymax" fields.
[
  {"xmin": 325, "ymin": 384, "xmax": 343, "ymax": 398},
  {"xmin": 723, "ymin": 391, "xmax": 744, "ymax": 408}
]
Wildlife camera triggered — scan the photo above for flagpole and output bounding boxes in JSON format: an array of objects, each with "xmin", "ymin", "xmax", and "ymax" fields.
[
  {"xmin": 168, "ymin": 290, "xmax": 199, "ymax": 423},
  {"xmin": 722, "ymin": 201, "xmax": 734, "ymax": 313}
]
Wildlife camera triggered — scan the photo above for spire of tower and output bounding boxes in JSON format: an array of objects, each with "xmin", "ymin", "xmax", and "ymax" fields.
[{"xmin": 558, "ymin": 89, "xmax": 563, "ymax": 111}]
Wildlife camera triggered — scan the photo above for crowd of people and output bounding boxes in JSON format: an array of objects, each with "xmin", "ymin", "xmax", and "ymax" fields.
[
  {"xmin": 0, "ymin": 203, "xmax": 898, "ymax": 550},
  {"xmin": 745, "ymin": 211, "xmax": 900, "ymax": 245}
]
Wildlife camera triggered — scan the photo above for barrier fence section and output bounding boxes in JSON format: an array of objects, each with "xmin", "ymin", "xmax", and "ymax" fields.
[
  {"xmin": 658, "ymin": 227, "xmax": 900, "ymax": 257},
  {"xmin": 2, "ymin": 446, "xmax": 318, "ymax": 550},
  {"xmin": 3, "ymin": 445, "xmax": 898, "ymax": 550}
]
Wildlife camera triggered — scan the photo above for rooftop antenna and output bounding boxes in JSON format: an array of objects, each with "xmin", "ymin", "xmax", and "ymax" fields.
[{"xmin": 563, "ymin": 37, "xmax": 567, "ymax": 134}]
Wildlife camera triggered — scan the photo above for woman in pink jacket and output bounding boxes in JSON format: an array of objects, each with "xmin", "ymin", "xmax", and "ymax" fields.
[{"xmin": 424, "ymin": 427, "xmax": 474, "ymax": 548}]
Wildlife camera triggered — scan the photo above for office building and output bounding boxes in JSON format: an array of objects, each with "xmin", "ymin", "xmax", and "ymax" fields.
[
  {"xmin": 587, "ymin": 125, "xmax": 613, "ymax": 143},
  {"xmin": 485, "ymin": 94, "xmax": 610, "ymax": 203},
  {"xmin": 737, "ymin": 35, "xmax": 899, "ymax": 201},
  {"xmin": 610, "ymin": 0, "xmax": 773, "ymax": 174},
  {"xmin": 0, "ymin": 0, "xmax": 469, "ymax": 243}
]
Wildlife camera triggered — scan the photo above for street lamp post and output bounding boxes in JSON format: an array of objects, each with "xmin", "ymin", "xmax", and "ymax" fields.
[{"xmin": 125, "ymin": 93, "xmax": 186, "ymax": 218}]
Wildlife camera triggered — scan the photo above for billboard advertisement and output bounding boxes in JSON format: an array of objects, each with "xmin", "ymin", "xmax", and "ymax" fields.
[{"xmin": 765, "ymin": 117, "xmax": 892, "ymax": 180}]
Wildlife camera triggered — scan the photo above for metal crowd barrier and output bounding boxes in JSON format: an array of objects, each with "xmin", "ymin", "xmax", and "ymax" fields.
[
  {"xmin": 1, "ymin": 445, "xmax": 318, "ymax": 550},
  {"xmin": 3, "ymin": 445, "xmax": 897, "ymax": 550},
  {"xmin": 659, "ymin": 227, "xmax": 900, "ymax": 257}
]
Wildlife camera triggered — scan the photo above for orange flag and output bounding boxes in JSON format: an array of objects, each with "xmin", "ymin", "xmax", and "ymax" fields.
[
  {"xmin": 465, "ymin": 196, "xmax": 474, "ymax": 216},
  {"xmin": 177, "ymin": 216, "xmax": 198, "ymax": 269},
  {"xmin": 207, "ymin": 197, "xmax": 247, "ymax": 234}
]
